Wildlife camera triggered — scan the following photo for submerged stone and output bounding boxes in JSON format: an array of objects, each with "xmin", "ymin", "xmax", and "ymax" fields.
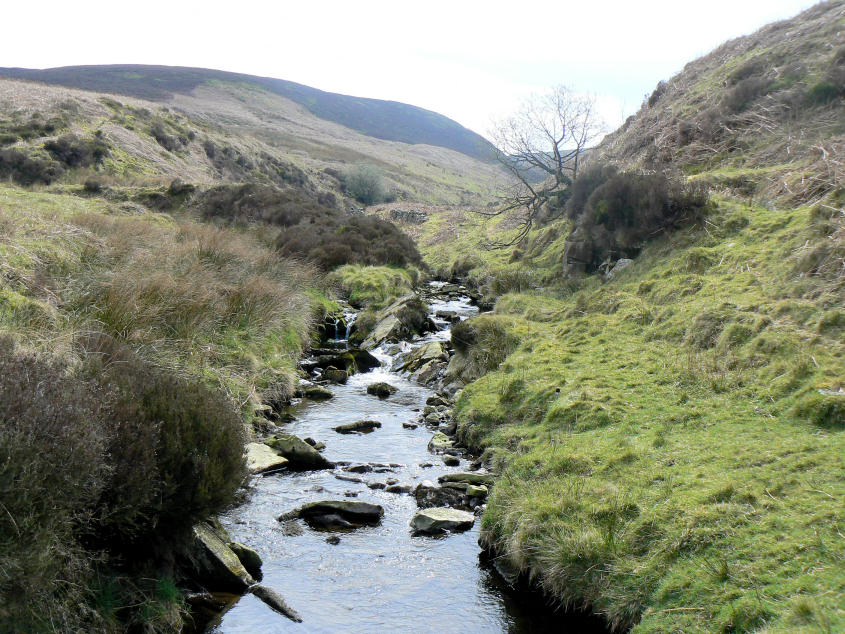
[
  {"xmin": 367, "ymin": 382, "xmax": 398, "ymax": 398},
  {"xmin": 334, "ymin": 420, "xmax": 382, "ymax": 434},
  {"xmin": 251, "ymin": 585, "xmax": 302, "ymax": 623}
]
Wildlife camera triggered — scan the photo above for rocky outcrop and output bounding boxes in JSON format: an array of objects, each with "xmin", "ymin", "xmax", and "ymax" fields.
[
  {"xmin": 389, "ymin": 208, "xmax": 428, "ymax": 224},
  {"xmin": 410, "ymin": 507, "xmax": 475, "ymax": 535},
  {"xmin": 334, "ymin": 420, "xmax": 382, "ymax": 434},
  {"xmin": 265, "ymin": 434, "xmax": 334, "ymax": 470},
  {"xmin": 245, "ymin": 442, "xmax": 289, "ymax": 475}
]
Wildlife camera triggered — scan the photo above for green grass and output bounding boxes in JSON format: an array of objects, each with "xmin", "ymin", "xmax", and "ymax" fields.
[
  {"xmin": 328, "ymin": 263, "xmax": 417, "ymax": 309},
  {"xmin": 439, "ymin": 196, "xmax": 844, "ymax": 632}
]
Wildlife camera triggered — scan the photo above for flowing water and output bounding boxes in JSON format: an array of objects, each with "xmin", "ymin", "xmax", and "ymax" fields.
[{"xmin": 209, "ymin": 287, "xmax": 605, "ymax": 633}]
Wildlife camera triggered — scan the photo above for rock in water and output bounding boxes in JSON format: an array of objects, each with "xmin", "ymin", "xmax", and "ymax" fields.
[
  {"xmin": 188, "ymin": 522, "xmax": 255, "ymax": 592},
  {"xmin": 413, "ymin": 483, "xmax": 466, "ymax": 509},
  {"xmin": 367, "ymin": 382, "xmax": 398, "ymax": 398},
  {"xmin": 427, "ymin": 431, "xmax": 454, "ymax": 453},
  {"xmin": 245, "ymin": 442, "xmax": 289, "ymax": 474},
  {"xmin": 303, "ymin": 384, "xmax": 333, "ymax": 400},
  {"xmin": 228, "ymin": 541, "xmax": 263, "ymax": 580},
  {"xmin": 251, "ymin": 585, "xmax": 302, "ymax": 623},
  {"xmin": 334, "ymin": 420, "xmax": 382, "ymax": 434},
  {"xmin": 410, "ymin": 507, "xmax": 476, "ymax": 535},
  {"xmin": 323, "ymin": 367, "xmax": 348, "ymax": 384},
  {"xmin": 265, "ymin": 433, "xmax": 334, "ymax": 470},
  {"xmin": 280, "ymin": 500, "xmax": 384, "ymax": 529},
  {"xmin": 438, "ymin": 472, "xmax": 495, "ymax": 487}
]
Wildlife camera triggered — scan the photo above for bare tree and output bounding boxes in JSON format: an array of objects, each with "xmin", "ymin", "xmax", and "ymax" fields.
[{"xmin": 486, "ymin": 86, "xmax": 604, "ymax": 245}]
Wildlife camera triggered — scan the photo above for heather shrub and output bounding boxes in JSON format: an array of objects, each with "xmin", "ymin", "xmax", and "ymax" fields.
[
  {"xmin": 0, "ymin": 148, "xmax": 64, "ymax": 185},
  {"xmin": 564, "ymin": 164, "xmax": 709, "ymax": 272},
  {"xmin": 722, "ymin": 76, "xmax": 771, "ymax": 112},
  {"xmin": 44, "ymin": 133, "xmax": 109, "ymax": 168}
]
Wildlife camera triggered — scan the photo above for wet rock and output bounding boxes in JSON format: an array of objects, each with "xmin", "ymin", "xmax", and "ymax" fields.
[
  {"xmin": 413, "ymin": 484, "xmax": 465, "ymax": 509},
  {"xmin": 367, "ymin": 482, "xmax": 386, "ymax": 490},
  {"xmin": 278, "ymin": 520, "xmax": 304, "ymax": 536},
  {"xmin": 326, "ymin": 535, "xmax": 341, "ymax": 545},
  {"xmin": 411, "ymin": 507, "xmax": 475, "ymax": 535},
  {"xmin": 427, "ymin": 431, "xmax": 454, "ymax": 453},
  {"xmin": 392, "ymin": 341, "xmax": 447, "ymax": 374},
  {"xmin": 466, "ymin": 484, "xmax": 489, "ymax": 499},
  {"xmin": 245, "ymin": 442, "xmax": 289, "ymax": 475},
  {"xmin": 187, "ymin": 522, "xmax": 255, "ymax": 592},
  {"xmin": 385, "ymin": 478, "xmax": 399, "ymax": 485},
  {"xmin": 361, "ymin": 295, "xmax": 430, "ymax": 349},
  {"xmin": 334, "ymin": 420, "xmax": 382, "ymax": 434},
  {"xmin": 303, "ymin": 437, "xmax": 326, "ymax": 451},
  {"xmin": 346, "ymin": 464, "xmax": 373, "ymax": 473},
  {"xmin": 439, "ymin": 420, "xmax": 458, "ymax": 435},
  {"xmin": 336, "ymin": 474, "xmax": 364, "ymax": 483},
  {"xmin": 385, "ymin": 484, "xmax": 411, "ymax": 494},
  {"xmin": 424, "ymin": 413, "xmax": 441, "ymax": 425},
  {"xmin": 435, "ymin": 310, "xmax": 460, "ymax": 322},
  {"xmin": 251, "ymin": 584, "xmax": 302, "ymax": 623},
  {"xmin": 426, "ymin": 395, "xmax": 451, "ymax": 407},
  {"xmin": 403, "ymin": 422, "xmax": 418, "ymax": 430},
  {"xmin": 344, "ymin": 491, "xmax": 359, "ymax": 497},
  {"xmin": 348, "ymin": 348, "xmax": 381, "ymax": 371},
  {"xmin": 423, "ymin": 405, "xmax": 437, "ymax": 416},
  {"xmin": 228, "ymin": 542, "xmax": 263, "ymax": 580},
  {"xmin": 413, "ymin": 360, "xmax": 446, "ymax": 385},
  {"xmin": 303, "ymin": 385, "xmax": 333, "ymax": 400},
  {"xmin": 443, "ymin": 455, "xmax": 460, "ymax": 467},
  {"xmin": 367, "ymin": 382, "xmax": 398, "ymax": 398},
  {"xmin": 265, "ymin": 434, "xmax": 334, "ymax": 471},
  {"xmin": 323, "ymin": 367, "xmax": 348, "ymax": 384},
  {"xmin": 281, "ymin": 500, "xmax": 384, "ymax": 529},
  {"xmin": 438, "ymin": 472, "xmax": 495, "ymax": 487}
]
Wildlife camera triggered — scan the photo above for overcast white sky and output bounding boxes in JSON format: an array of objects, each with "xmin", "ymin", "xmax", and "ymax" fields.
[{"xmin": 1, "ymin": 0, "xmax": 821, "ymax": 139}]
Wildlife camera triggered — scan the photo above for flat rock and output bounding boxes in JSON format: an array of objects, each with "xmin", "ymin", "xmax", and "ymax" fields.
[
  {"xmin": 265, "ymin": 434, "xmax": 334, "ymax": 471},
  {"xmin": 251, "ymin": 585, "xmax": 302, "ymax": 623},
  {"xmin": 438, "ymin": 472, "xmax": 494, "ymax": 487},
  {"xmin": 411, "ymin": 507, "xmax": 475, "ymax": 535},
  {"xmin": 334, "ymin": 420, "xmax": 382, "ymax": 434},
  {"xmin": 413, "ymin": 484, "xmax": 466, "ymax": 509},
  {"xmin": 385, "ymin": 484, "xmax": 411, "ymax": 494},
  {"xmin": 282, "ymin": 500, "xmax": 384, "ymax": 528},
  {"xmin": 245, "ymin": 442, "xmax": 289, "ymax": 474}
]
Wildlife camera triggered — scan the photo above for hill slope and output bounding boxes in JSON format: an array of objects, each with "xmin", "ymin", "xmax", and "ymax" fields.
[{"xmin": 0, "ymin": 64, "xmax": 497, "ymax": 162}]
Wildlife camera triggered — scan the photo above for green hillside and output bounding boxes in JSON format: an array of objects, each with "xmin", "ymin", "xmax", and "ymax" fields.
[{"xmin": 0, "ymin": 64, "xmax": 497, "ymax": 162}]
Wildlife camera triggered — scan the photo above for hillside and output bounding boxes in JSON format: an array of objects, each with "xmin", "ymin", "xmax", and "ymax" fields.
[
  {"xmin": 404, "ymin": 3, "xmax": 845, "ymax": 632},
  {"xmin": 0, "ymin": 64, "xmax": 497, "ymax": 162}
]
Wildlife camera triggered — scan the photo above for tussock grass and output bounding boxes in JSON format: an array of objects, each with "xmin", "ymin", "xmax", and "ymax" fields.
[{"xmin": 328, "ymin": 264, "xmax": 416, "ymax": 309}]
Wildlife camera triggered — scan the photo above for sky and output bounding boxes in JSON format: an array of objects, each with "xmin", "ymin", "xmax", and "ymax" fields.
[{"xmin": 1, "ymin": 0, "xmax": 822, "ymax": 139}]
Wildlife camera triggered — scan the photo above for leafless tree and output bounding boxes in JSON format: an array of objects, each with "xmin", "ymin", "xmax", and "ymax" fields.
[{"xmin": 485, "ymin": 86, "xmax": 605, "ymax": 245}]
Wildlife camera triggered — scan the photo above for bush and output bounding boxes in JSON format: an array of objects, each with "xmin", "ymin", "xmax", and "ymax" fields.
[
  {"xmin": 344, "ymin": 164, "xmax": 386, "ymax": 205},
  {"xmin": 563, "ymin": 164, "xmax": 709, "ymax": 272},
  {"xmin": 722, "ymin": 76, "xmax": 771, "ymax": 112},
  {"xmin": 44, "ymin": 134, "xmax": 109, "ymax": 168},
  {"xmin": 0, "ymin": 148, "xmax": 64, "ymax": 185},
  {"xmin": 806, "ymin": 80, "xmax": 843, "ymax": 104}
]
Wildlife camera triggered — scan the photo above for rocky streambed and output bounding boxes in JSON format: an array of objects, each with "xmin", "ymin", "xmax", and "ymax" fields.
[{"xmin": 193, "ymin": 283, "xmax": 605, "ymax": 633}]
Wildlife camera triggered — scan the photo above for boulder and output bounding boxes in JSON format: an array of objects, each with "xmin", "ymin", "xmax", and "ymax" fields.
[
  {"xmin": 392, "ymin": 341, "xmax": 447, "ymax": 374},
  {"xmin": 361, "ymin": 295, "xmax": 430, "ymax": 349},
  {"xmin": 303, "ymin": 385, "xmax": 333, "ymax": 400},
  {"xmin": 265, "ymin": 434, "xmax": 334, "ymax": 470},
  {"xmin": 323, "ymin": 367, "xmax": 348, "ymax": 384},
  {"xmin": 348, "ymin": 348, "xmax": 381, "ymax": 371},
  {"xmin": 427, "ymin": 432, "xmax": 454, "ymax": 453},
  {"xmin": 334, "ymin": 420, "xmax": 382, "ymax": 434},
  {"xmin": 438, "ymin": 472, "xmax": 495, "ymax": 487},
  {"xmin": 245, "ymin": 442, "xmax": 289, "ymax": 475},
  {"xmin": 402, "ymin": 422, "xmax": 418, "ymax": 429},
  {"xmin": 228, "ymin": 542, "xmax": 263, "ymax": 580},
  {"xmin": 413, "ymin": 360, "xmax": 446, "ymax": 386},
  {"xmin": 281, "ymin": 500, "xmax": 384, "ymax": 529},
  {"xmin": 410, "ymin": 507, "xmax": 475, "ymax": 535},
  {"xmin": 250, "ymin": 585, "xmax": 302, "ymax": 623},
  {"xmin": 466, "ymin": 484, "xmax": 489, "ymax": 498},
  {"xmin": 426, "ymin": 395, "xmax": 451, "ymax": 407},
  {"xmin": 385, "ymin": 484, "xmax": 411, "ymax": 494},
  {"xmin": 413, "ymin": 484, "xmax": 465, "ymax": 509},
  {"xmin": 443, "ymin": 455, "xmax": 460, "ymax": 467},
  {"xmin": 367, "ymin": 382, "xmax": 398, "ymax": 398},
  {"xmin": 605, "ymin": 257, "xmax": 634, "ymax": 280},
  {"xmin": 187, "ymin": 522, "xmax": 255, "ymax": 592}
]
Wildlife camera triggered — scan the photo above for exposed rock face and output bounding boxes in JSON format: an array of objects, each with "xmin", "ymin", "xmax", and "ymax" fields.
[
  {"xmin": 251, "ymin": 585, "xmax": 302, "ymax": 623},
  {"xmin": 605, "ymin": 257, "xmax": 634, "ymax": 280},
  {"xmin": 389, "ymin": 208, "xmax": 428, "ymax": 224},
  {"xmin": 265, "ymin": 434, "xmax": 334, "ymax": 470},
  {"xmin": 245, "ymin": 442, "xmax": 289, "ymax": 475},
  {"xmin": 410, "ymin": 507, "xmax": 475, "ymax": 534},
  {"xmin": 188, "ymin": 522, "xmax": 255, "ymax": 592},
  {"xmin": 367, "ymin": 382, "xmax": 398, "ymax": 398},
  {"xmin": 334, "ymin": 420, "xmax": 382, "ymax": 434},
  {"xmin": 361, "ymin": 295, "xmax": 430, "ymax": 349}
]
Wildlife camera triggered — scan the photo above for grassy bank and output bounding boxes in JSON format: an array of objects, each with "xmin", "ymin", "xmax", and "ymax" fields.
[
  {"xmin": 423, "ymin": 194, "xmax": 844, "ymax": 631},
  {"xmin": 0, "ymin": 184, "xmax": 331, "ymax": 629}
]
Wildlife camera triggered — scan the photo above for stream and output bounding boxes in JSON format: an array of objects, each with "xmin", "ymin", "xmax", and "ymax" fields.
[{"xmin": 208, "ymin": 285, "xmax": 605, "ymax": 633}]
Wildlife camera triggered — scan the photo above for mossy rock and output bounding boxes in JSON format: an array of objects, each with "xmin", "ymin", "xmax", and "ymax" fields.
[
  {"xmin": 367, "ymin": 382, "xmax": 398, "ymax": 398},
  {"xmin": 265, "ymin": 434, "xmax": 334, "ymax": 470}
]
